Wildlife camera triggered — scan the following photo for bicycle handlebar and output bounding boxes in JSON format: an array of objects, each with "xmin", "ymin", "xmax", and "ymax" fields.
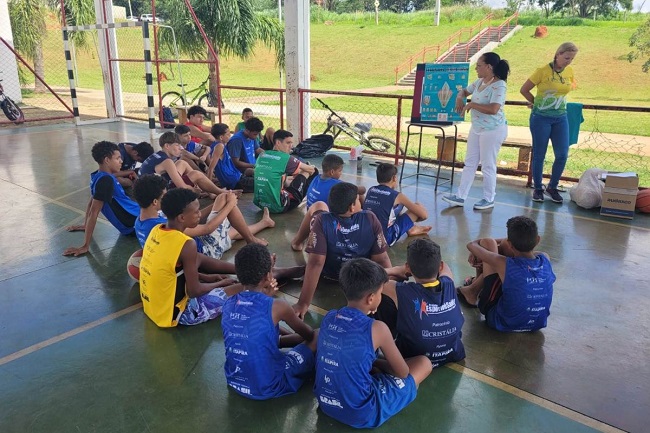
[{"xmin": 316, "ymin": 98, "xmax": 349, "ymax": 125}]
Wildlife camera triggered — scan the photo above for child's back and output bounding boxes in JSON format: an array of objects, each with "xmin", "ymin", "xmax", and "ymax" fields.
[
  {"xmin": 315, "ymin": 306, "xmax": 416, "ymax": 428},
  {"xmin": 306, "ymin": 175, "xmax": 340, "ymax": 208},
  {"xmin": 363, "ymin": 184, "xmax": 399, "ymax": 233},
  {"xmin": 223, "ymin": 291, "xmax": 311, "ymax": 399},
  {"xmin": 490, "ymin": 254, "xmax": 555, "ymax": 332},
  {"xmin": 394, "ymin": 277, "xmax": 465, "ymax": 367}
]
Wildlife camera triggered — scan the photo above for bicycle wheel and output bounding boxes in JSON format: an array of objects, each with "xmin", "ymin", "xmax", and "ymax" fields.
[
  {"xmin": 366, "ymin": 135, "xmax": 403, "ymax": 155},
  {"xmin": 161, "ymin": 91, "xmax": 185, "ymax": 108},
  {"xmin": 198, "ymin": 93, "xmax": 214, "ymax": 107},
  {"xmin": 1, "ymin": 98, "xmax": 25, "ymax": 124}
]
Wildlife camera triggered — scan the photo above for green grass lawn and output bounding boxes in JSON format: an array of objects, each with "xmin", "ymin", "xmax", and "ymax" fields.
[{"xmin": 22, "ymin": 15, "xmax": 650, "ymax": 139}]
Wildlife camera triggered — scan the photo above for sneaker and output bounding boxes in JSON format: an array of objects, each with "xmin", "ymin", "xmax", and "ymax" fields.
[
  {"xmin": 545, "ymin": 188, "xmax": 564, "ymax": 203},
  {"xmin": 442, "ymin": 194, "xmax": 465, "ymax": 207},
  {"xmin": 532, "ymin": 189, "xmax": 544, "ymax": 202},
  {"xmin": 473, "ymin": 199, "xmax": 494, "ymax": 210}
]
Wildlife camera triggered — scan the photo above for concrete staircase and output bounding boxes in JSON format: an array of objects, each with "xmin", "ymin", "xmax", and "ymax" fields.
[{"xmin": 397, "ymin": 14, "xmax": 520, "ymax": 86}]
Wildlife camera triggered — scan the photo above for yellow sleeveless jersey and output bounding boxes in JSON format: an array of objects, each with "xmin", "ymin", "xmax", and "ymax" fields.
[{"xmin": 140, "ymin": 224, "xmax": 191, "ymax": 328}]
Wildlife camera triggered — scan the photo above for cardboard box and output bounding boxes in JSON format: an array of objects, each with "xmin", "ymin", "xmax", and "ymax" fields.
[{"xmin": 600, "ymin": 172, "xmax": 639, "ymax": 219}]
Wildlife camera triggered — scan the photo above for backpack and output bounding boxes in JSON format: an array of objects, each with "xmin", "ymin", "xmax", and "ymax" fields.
[
  {"xmin": 291, "ymin": 134, "xmax": 334, "ymax": 159},
  {"xmin": 160, "ymin": 106, "xmax": 175, "ymax": 129}
]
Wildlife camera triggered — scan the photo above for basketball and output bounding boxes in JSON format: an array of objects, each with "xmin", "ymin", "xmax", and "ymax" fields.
[
  {"xmin": 127, "ymin": 249, "xmax": 143, "ymax": 282},
  {"xmin": 636, "ymin": 189, "xmax": 650, "ymax": 213}
]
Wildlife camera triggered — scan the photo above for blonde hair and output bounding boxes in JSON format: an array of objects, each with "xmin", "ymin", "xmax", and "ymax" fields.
[{"xmin": 555, "ymin": 42, "xmax": 578, "ymax": 58}]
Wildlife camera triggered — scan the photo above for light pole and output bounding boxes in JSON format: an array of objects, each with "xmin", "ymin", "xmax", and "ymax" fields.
[{"xmin": 127, "ymin": 0, "xmax": 134, "ymax": 18}]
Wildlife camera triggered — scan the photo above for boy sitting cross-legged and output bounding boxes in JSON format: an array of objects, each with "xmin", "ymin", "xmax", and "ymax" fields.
[
  {"xmin": 314, "ymin": 258, "xmax": 432, "ymax": 428},
  {"xmin": 375, "ymin": 238, "xmax": 465, "ymax": 368},
  {"xmin": 222, "ymin": 244, "xmax": 318, "ymax": 400},
  {"xmin": 290, "ymin": 154, "xmax": 365, "ymax": 251},
  {"xmin": 458, "ymin": 216, "xmax": 556, "ymax": 332},
  {"xmin": 363, "ymin": 163, "xmax": 432, "ymax": 246},
  {"xmin": 133, "ymin": 174, "xmax": 272, "ymax": 258}
]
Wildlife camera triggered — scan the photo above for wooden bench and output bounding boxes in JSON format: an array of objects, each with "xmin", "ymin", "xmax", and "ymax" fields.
[
  {"xmin": 176, "ymin": 106, "xmax": 231, "ymax": 126},
  {"xmin": 436, "ymin": 134, "xmax": 532, "ymax": 171}
]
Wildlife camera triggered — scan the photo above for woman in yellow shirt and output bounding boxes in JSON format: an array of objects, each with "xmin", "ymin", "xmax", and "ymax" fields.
[{"xmin": 520, "ymin": 42, "xmax": 578, "ymax": 204}]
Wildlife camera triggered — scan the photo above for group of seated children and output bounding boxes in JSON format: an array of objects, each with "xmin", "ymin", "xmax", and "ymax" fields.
[{"xmin": 64, "ymin": 123, "xmax": 556, "ymax": 427}]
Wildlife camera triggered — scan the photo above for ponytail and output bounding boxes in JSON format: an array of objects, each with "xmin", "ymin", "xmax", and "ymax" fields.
[{"xmin": 494, "ymin": 60, "xmax": 510, "ymax": 82}]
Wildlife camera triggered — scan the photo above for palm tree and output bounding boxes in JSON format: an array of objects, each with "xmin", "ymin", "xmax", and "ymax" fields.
[
  {"xmin": 157, "ymin": 0, "xmax": 285, "ymax": 101},
  {"xmin": 9, "ymin": 0, "xmax": 47, "ymax": 92},
  {"xmin": 8, "ymin": 0, "xmax": 95, "ymax": 92}
]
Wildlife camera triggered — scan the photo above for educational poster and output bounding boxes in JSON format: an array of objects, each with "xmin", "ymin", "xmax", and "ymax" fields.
[{"xmin": 410, "ymin": 62, "xmax": 469, "ymax": 125}]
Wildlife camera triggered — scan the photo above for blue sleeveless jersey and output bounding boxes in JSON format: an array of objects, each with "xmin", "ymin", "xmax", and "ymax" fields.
[
  {"xmin": 319, "ymin": 211, "xmax": 380, "ymax": 279},
  {"xmin": 363, "ymin": 185, "xmax": 399, "ymax": 238},
  {"xmin": 138, "ymin": 151, "xmax": 169, "ymax": 177},
  {"xmin": 135, "ymin": 216, "xmax": 167, "ymax": 248},
  {"xmin": 489, "ymin": 255, "xmax": 556, "ymax": 332},
  {"xmin": 228, "ymin": 130, "xmax": 257, "ymax": 165},
  {"xmin": 306, "ymin": 176, "xmax": 340, "ymax": 208},
  {"xmin": 90, "ymin": 171, "xmax": 139, "ymax": 235},
  {"xmin": 315, "ymin": 307, "xmax": 416, "ymax": 428},
  {"xmin": 223, "ymin": 292, "xmax": 309, "ymax": 400},
  {"xmin": 118, "ymin": 142, "xmax": 136, "ymax": 170},
  {"xmin": 395, "ymin": 277, "xmax": 465, "ymax": 367},
  {"xmin": 212, "ymin": 144, "xmax": 242, "ymax": 189}
]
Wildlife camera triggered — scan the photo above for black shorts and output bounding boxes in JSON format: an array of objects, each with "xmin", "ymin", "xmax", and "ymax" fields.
[
  {"xmin": 371, "ymin": 294, "xmax": 398, "ymax": 338},
  {"xmin": 235, "ymin": 175, "xmax": 255, "ymax": 193},
  {"xmin": 477, "ymin": 273, "xmax": 503, "ymax": 316}
]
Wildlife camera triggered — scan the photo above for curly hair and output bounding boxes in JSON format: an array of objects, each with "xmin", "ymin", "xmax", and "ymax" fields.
[
  {"xmin": 91, "ymin": 141, "xmax": 118, "ymax": 164},
  {"xmin": 235, "ymin": 244, "xmax": 273, "ymax": 286}
]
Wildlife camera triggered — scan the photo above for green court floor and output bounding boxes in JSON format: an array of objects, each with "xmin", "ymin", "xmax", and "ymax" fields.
[{"xmin": 1, "ymin": 121, "xmax": 648, "ymax": 433}]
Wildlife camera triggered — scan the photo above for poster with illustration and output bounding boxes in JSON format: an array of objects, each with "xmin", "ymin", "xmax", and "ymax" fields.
[{"xmin": 410, "ymin": 62, "xmax": 469, "ymax": 125}]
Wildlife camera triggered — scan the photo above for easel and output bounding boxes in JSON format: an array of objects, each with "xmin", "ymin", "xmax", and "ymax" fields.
[{"xmin": 399, "ymin": 122, "xmax": 459, "ymax": 192}]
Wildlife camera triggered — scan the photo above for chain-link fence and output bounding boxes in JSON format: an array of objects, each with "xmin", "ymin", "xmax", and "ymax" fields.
[
  {"xmin": 0, "ymin": 35, "xmax": 74, "ymax": 127},
  {"xmin": 296, "ymin": 90, "xmax": 650, "ymax": 187}
]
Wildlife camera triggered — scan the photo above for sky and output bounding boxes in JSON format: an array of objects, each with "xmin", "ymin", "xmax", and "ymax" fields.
[{"xmin": 485, "ymin": 0, "xmax": 650, "ymax": 12}]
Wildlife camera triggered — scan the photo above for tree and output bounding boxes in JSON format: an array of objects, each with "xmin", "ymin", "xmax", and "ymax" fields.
[
  {"xmin": 157, "ymin": 0, "xmax": 284, "ymax": 99},
  {"xmin": 9, "ymin": 0, "xmax": 95, "ymax": 92},
  {"xmin": 628, "ymin": 16, "xmax": 650, "ymax": 72},
  {"xmin": 9, "ymin": 0, "xmax": 47, "ymax": 91}
]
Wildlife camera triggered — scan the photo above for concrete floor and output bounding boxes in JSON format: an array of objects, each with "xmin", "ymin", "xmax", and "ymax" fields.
[{"xmin": 0, "ymin": 121, "xmax": 648, "ymax": 433}]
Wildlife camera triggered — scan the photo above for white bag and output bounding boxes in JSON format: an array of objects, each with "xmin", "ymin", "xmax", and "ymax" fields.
[{"xmin": 569, "ymin": 168, "xmax": 607, "ymax": 209}]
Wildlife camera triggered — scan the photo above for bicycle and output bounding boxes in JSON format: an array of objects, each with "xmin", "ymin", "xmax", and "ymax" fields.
[
  {"xmin": 316, "ymin": 98, "xmax": 401, "ymax": 155},
  {"xmin": 161, "ymin": 76, "xmax": 224, "ymax": 109},
  {"xmin": 0, "ymin": 80, "xmax": 25, "ymax": 124}
]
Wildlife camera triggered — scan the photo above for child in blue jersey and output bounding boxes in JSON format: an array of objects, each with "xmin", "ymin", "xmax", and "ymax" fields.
[
  {"xmin": 363, "ymin": 163, "xmax": 432, "ymax": 246},
  {"xmin": 222, "ymin": 244, "xmax": 318, "ymax": 400},
  {"xmin": 175, "ymin": 124, "xmax": 210, "ymax": 174},
  {"xmin": 292, "ymin": 182, "xmax": 407, "ymax": 319},
  {"xmin": 115, "ymin": 141, "xmax": 154, "ymax": 188},
  {"xmin": 63, "ymin": 141, "xmax": 140, "ymax": 257},
  {"xmin": 207, "ymin": 123, "xmax": 255, "ymax": 192},
  {"xmin": 377, "ymin": 238, "xmax": 465, "ymax": 368},
  {"xmin": 290, "ymin": 154, "xmax": 365, "ymax": 251},
  {"xmin": 457, "ymin": 216, "xmax": 556, "ymax": 332},
  {"xmin": 314, "ymin": 258, "xmax": 432, "ymax": 428},
  {"xmin": 227, "ymin": 116, "xmax": 265, "ymax": 173},
  {"xmin": 132, "ymin": 174, "xmax": 273, "ymax": 257}
]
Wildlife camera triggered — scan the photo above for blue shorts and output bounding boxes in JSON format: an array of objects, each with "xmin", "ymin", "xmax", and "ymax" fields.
[
  {"xmin": 279, "ymin": 343, "xmax": 316, "ymax": 395},
  {"xmin": 364, "ymin": 373, "xmax": 417, "ymax": 428},
  {"xmin": 385, "ymin": 214, "xmax": 415, "ymax": 246},
  {"xmin": 178, "ymin": 288, "xmax": 228, "ymax": 325}
]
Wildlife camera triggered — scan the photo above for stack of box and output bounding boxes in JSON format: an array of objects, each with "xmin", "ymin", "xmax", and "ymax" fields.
[{"xmin": 600, "ymin": 172, "xmax": 639, "ymax": 219}]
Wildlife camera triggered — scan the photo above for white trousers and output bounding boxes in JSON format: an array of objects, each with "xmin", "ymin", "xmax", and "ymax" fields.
[{"xmin": 456, "ymin": 123, "xmax": 508, "ymax": 202}]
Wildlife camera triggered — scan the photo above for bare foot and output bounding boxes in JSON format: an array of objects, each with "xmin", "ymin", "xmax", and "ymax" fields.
[
  {"xmin": 249, "ymin": 236, "xmax": 269, "ymax": 246},
  {"xmin": 273, "ymin": 265, "xmax": 306, "ymax": 281},
  {"xmin": 262, "ymin": 207, "xmax": 276, "ymax": 228},
  {"xmin": 457, "ymin": 286, "xmax": 478, "ymax": 307},
  {"xmin": 291, "ymin": 238, "xmax": 303, "ymax": 251},
  {"xmin": 407, "ymin": 225, "xmax": 433, "ymax": 236}
]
